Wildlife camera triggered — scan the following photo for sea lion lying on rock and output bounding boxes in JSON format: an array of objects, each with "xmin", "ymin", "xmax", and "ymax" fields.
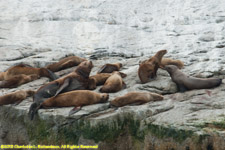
[
  {"xmin": 41, "ymin": 90, "xmax": 109, "ymax": 115},
  {"xmin": 164, "ymin": 65, "xmax": 222, "ymax": 92},
  {"xmin": 138, "ymin": 50, "xmax": 167, "ymax": 84},
  {"xmin": 28, "ymin": 60, "xmax": 93, "ymax": 120},
  {"xmin": 46, "ymin": 56, "xmax": 87, "ymax": 72},
  {"xmin": 97, "ymin": 63, "xmax": 122, "ymax": 74},
  {"xmin": 100, "ymin": 71, "xmax": 126, "ymax": 93},
  {"xmin": 110, "ymin": 92, "xmax": 164, "ymax": 107},
  {"xmin": 0, "ymin": 64, "xmax": 57, "ymax": 81},
  {"xmin": 0, "ymin": 90, "xmax": 35, "ymax": 106},
  {"xmin": 88, "ymin": 72, "xmax": 127, "ymax": 90},
  {"xmin": 0, "ymin": 74, "xmax": 39, "ymax": 88}
]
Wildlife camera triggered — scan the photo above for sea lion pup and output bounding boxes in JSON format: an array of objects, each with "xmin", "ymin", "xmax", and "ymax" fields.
[
  {"xmin": 41, "ymin": 90, "xmax": 109, "ymax": 115},
  {"xmin": 1, "ymin": 64, "xmax": 58, "ymax": 81},
  {"xmin": 161, "ymin": 58, "xmax": 184, "ymax": 69},
  {"xmin": 0, "ymin": 90, "xmax": 35, "ymax": 106},
  {"xmin": 110, "ymin": 92, "xmax": 164, "ymax": 107},
  {"xmin": 164, "ymin": 65, "xmax": 222, "ymax": 92},
  {"xmin": 0, "ymin": 74, "xmax": 39, "ymax": 88},
  {"xmin": 138, "ymin": 50, "xmax": 167, "ymax": 84},
  {"xmin": 29, "ymin": 60, "xmax": 93, "ymax": 120},
  {"xmin": 46, "ymin": 56, "xmax": 87, "ymax": 72},
  {"xmin": 100, "ymin": 71, "xmax": 126, "ymax": 93},
  {"xmin": 97, "ymin": 63, "xmax": 122, "ymax": 74}
]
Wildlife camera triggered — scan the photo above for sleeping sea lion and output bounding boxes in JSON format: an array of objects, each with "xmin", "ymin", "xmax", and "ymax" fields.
[
  {"xmin": 46, "ymin": 56, "xmax": 87, "ymax": 72},
  {"xmin": 99, "ymin": 71, "xmax": 126, "ymax": 93},
  {"xmin": 164, "ymin": 65, "xmax": 222, "ymax": 92},
  {"xmin": 110, "ymin": 92, "xmax": 164, "ymax": 107},
  {"xmin": 29, "ymin": 60, "xmax": 93, "ymax": 120},
  {"xmin": 0, "ymin": 74, "xmax": 39, "ymax": 88},
  {"xmin": 0, "ymin": 90, "xmax": 35, "ymax": 106},
  {"xmin": 97, "ymin": 63, "xmax": 122, "ymax": 74},
  {"xmin": 0, "ymin": 64, "xmax": 57, "ymax": 81},
  {"xmin": 88, "ymin": 72, "xmax": 127, "ymax": 90},
  {"xmin": 138, "ymin": 50, "xmax": 167, "ymax": 84},
  {"xmin": 41, "ymin": 90, "xmax": 109, "ymax": 115}
]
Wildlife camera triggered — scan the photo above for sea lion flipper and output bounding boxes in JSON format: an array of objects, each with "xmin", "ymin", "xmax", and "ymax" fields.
[
  {"xmin": 11, "ymin": 100, "xmax": 22, "ymax": 106},
  {"xmin": 46, "ymin": 69, "xmax": 59, "ymax": 81},
  {"xmin": 177, "ymin": 83, "xmax": 188, "ymax": 92},
  {"xmin": 68, "ymin": 106, "xmax": 81, "ymax": 116},
  {"xmin": 54, "ymin": 78, "xmax": 71, "ymax": 97},
  {"xmin": 122, "ymin": 81, "xmax": 126, "ymax": 89},
  {"xmin": 28, "ymin": 102, "xmax": 41, "ymax": 120},
  {"xmin": 97, "ymin": 65, "xmax": 107, "ymax": 74}
]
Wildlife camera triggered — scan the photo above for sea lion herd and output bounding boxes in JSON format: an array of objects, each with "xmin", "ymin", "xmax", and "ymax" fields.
[{"xmin": 0, "ymin": 50, "xmax": 222, "ymax": 120}]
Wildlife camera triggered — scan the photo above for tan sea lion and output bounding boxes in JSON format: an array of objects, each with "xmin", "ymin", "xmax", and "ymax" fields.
[
  {"xmin": 138, "ymin": 50, "xmax": 167, "ymax": 84},
  {"xmin": 88, "ymin": 72, "xmax": 127, "ymax": 90},
  {"xmin": 29, "ymin": 60, "xmax": 93, "ymax": 120},
  {"xmin": 161, "ymin": 58, "xmax": 184, "ymax": 69},
  {"xmin": 164, "ymin": 65, "xmax": 222, "ymax": 92},
  {"xmin": 110, "ymin": 92, "xmax": 164, "ymax": 107},
  {"xmin": 0, "ymin": 74, "xmax": 39, "ymax": 88},
  {"xmin": 46, "ymin": 56, "xmax": 87, "ymax": 72},
  {"xmin": 97, "ymin": 63, "xmax": 122, "ymax": 74},
  {"xmin": 41, "ymin": 90, "xmax": 109, "ymax": 115},
  {"xmin": 0, "ymin": 90, "xmax": 35, "ymax": 106},
  {"xmin": 0, "ymin": 64, "xmax": 57, "ymax": 81},
  {"xmin": 100, "ymin": 71, "xmax": 126, "ymax": 93}
]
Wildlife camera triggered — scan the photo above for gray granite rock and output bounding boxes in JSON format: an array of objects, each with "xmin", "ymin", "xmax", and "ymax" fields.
[{"xmin": 0, "ymin": 0, "xmax": 225, "ymax": 149}]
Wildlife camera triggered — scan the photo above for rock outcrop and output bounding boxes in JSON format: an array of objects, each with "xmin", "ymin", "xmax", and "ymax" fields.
[{"xmin": 0, "ymin": 0, "xmax": 225, "ymax": 149}]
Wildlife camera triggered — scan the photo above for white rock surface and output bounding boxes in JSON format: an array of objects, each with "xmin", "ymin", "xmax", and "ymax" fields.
[{"xmin": 0, "ymin": 0, "xmax": 225, "ymax": 149}]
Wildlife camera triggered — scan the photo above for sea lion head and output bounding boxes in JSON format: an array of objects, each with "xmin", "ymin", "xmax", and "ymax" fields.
[
  {"xmin": 76, "ymin": 60, "xmax": 93, "ymax": 78},
  {"xmin": 156, "ymin": 49, "xmax": 167, "ymax": 58},
  {"xmin": 100, "ymin": 93, "xmax": 109, "ymax": 103},
  {"xmin": 138, "ymin": 63, "xmax": 156, "ymax": 84},
  {"xmin": 149, "ymin": 92, "xmax": 164, "ymax": 101},
  {"xmin": 164, "ymin": 65, "xmax": 179, "ymax": 75},
  {"xmin": 116, "ymin": 63, "xmax": 122, "ymax": 68},
  {"xmin": 26, "ymin": 90, "xmax": 36, "ymax": 97},
  {"xmin": 109, "ymin": 97, "xmax": 122, "ymax": 107}
]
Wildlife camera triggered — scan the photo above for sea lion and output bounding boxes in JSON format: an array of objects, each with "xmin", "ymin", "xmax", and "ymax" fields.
[
  {"xmin": 138, "ymin": 50, "xmax": 167, "ymax": 84},
  {"xmin": 97, "ymin": 63, "xmax": 122, "ymax": 74},
  {"xmin": 41, "ymin": 90, "xmax": 109, "ymax": 115},
  {"xmin": 0, "ymin": 74, "xmax": 39, "ymax": 88},
  {"xmin": 100, "ymin": 71, "xmax": 126, "ymax": 93},
  {"xmin": 164, "ymin": 65, "xmax": 222, "ymax": 92},
  {"xmin": 0, "ymin": 64, "xmax": 58, "ymax": 81},
  {"xmin": 161, "ymin": 58, "xmax": 184, "ymax": 69},
  {"xmin": 110, "ymin": 92, "xmax": 164, "ymax": 107},
  {"xmin": 29, "ymin": 60, "xmax": 93, "ymax": 120},
  {"xmin": 88, "ymin": 72, "xmax": 127, "ymax": 90},
  {"xmin": 46, "ymin": 56, "xmax": 87, "ymax": 72},
  {"xmin": 0, "ymin": 90, "xmax": 35, "ymax": 106}
]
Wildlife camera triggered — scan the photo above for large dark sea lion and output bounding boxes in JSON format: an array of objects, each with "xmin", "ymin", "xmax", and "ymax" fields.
[
  {"xmin": 110, "ymin": 92, "xmax": 164, "ymax": 107},
  {"xmin": 41, "ymin": 90, "xmax": 109, "ymax": 115},
  {"xmin": 164, "ymin": 65, "xmax": 222, "ymax": 92},
  {"xmin": 46, "ymin": 56, "xmax": 87, "ymax": 72},
  {"xmin": 138, "ymin": 50, "xmax": 167, "ymax": 84},
  {"xmin": 0, "ymin": 90, "xmax": 35, "ymax": 106},
  {"xmin": 28, "ymin": 60, "xmax": 93, "ymax": 120},
  {"xmin": 97, "ymin": 63, "xmax": 122, "ymax": 74}
]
